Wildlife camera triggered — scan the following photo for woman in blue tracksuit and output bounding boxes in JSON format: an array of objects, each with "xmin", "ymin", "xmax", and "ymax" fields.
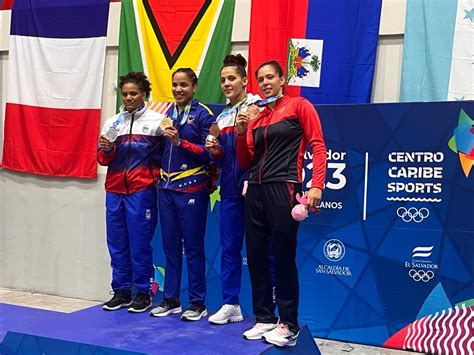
[
  {"xmin": 149, "ymin": 68, "xmax": 214, "ymax": 321},
  {"xmin": 205, "ymin": 55, "xmax": 260, "ymax": 325},
  {"xmin": 98, "ymin": 72, "xmax": 164, "ymax": 314}
]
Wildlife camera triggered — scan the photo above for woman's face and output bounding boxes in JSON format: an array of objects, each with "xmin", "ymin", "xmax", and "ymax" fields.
[
  {"xmin": 172, "ymin": 72, "xmax": 197, "ymax": 107},
  {"xmin": 121, "ymin": 82, "xmax": 145, "ymax": 112},
  {"xmin": 220, "ymin": 66, "xmax": 247, "ymax": 105},
  {"xmin": 256, "ymin": 65, "xmax": 285, "ymax": 98}
]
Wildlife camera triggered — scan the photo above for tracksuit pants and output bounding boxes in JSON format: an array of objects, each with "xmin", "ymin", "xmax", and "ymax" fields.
[
  {"xmin": 159, "ymin": 189, "xmax": 209, "ymax": 304},
  {"xmin": 220, "ymin": 196, "xmax": 245, "ymax": 305},
  {"xmin": 106, "ymin": 188, "xmax": 157, "ymax": 293},
  {"xmin": 245, "ymin": 182, "xmax": 301, "ymax": 332}
]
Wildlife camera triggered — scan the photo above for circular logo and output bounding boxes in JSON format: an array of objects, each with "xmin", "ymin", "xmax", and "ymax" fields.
[
  {"xmin": 397, "ymin": 207, "xmax": 429, "ymax": 223},
  {"xmin": 409, "ymin": 269, "xmax": 435, "ymax": 282},
  {"xmin": 324, "ymin": 239, "xmax": 345, "ymax": 262}
]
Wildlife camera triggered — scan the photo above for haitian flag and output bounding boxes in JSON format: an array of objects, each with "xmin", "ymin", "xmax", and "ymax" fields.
[
  {"xmin": 2, "ymin": 0, "xmax": 110, "ymax": 178},
  {"xmin": 117, "ymin": 0, "xmax": 235, "ymax": 108},
  {"xmin": 400, "ymin": 0, "xmax": 473, "ymax": 102},
  {"xmin": 247, "ymin": 0, "xmax": 382, "ymax": 104}
]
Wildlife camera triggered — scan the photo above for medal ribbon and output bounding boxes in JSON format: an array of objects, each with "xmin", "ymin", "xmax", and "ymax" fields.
[{"xmin": 254, "ymin": 94, "xmax": 283, "ymax": 107}]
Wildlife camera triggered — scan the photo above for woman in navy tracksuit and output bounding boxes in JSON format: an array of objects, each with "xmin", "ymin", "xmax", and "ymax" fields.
[
  {"xmin": 149, "ymin": 68, "xmax": 214, "ymax": 321},
  {"xmin": 98, "ymin": 72, "xmax": 164, "ymax": 313},
  {"xmin": 205, "ymin": 54, "xmax": 260, "ymax": 325}
]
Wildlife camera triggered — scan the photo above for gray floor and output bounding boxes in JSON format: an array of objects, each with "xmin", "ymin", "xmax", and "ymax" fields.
[{"xmin": 0, "ymin": 289, "xmax": 417, "ymax": 354}]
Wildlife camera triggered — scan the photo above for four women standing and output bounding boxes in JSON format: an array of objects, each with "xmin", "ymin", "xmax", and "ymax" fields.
[{"xmin": 100, "ymin": 58, "xmax": 326, "ymax": 347}]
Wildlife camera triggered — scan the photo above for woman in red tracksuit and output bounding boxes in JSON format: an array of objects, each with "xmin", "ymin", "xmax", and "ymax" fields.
[{"xmin": 236, "ymin": 61, "xmax": 327, "ymax": 347}]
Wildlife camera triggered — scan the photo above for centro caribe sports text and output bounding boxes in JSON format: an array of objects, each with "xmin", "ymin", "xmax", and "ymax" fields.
[{"xmin": 387, "ymin": 152, "xmax": 443, "ymax": 195}]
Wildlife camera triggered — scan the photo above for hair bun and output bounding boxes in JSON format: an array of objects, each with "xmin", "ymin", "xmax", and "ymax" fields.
[{"xmin": 223, "ymin": 54, "xmax": 247, "ymax": 69}]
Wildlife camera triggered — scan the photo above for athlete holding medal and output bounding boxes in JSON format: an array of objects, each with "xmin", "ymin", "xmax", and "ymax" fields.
[
  {"xmin": 149, "ymin": 68, "xmax": 214, "ymax": 322},
  {"xmin": 236, "ymin": 61, "xmax": 327, "ymax": 347},
  {"xmin": 204, "ymin": 55, "xmax": 261, "ymax": 325},
  {"xmin": 98, "ymin": 72, "xmax": 165, "ymax": 313}
]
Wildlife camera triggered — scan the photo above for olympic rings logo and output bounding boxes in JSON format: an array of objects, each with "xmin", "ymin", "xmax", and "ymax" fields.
[
  {"xmin": 409, "ymin": 269, "xmax": 435, "ymax": 282},
  {"xmin": 397, "ymin": 207, "xmax": 429, "ymax": 223}
]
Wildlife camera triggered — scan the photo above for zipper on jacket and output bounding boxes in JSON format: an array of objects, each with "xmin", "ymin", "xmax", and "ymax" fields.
[
  {"xmin": 164, "ymin": 144, "xmax": 173, "ymax": 188},
  {"xmin": 124, "ymin": 113, "xmax": 135, "ymax": 194},
  {"xmin": 258, "ymin": 124, "xmax": 269, "ymax": 184}
]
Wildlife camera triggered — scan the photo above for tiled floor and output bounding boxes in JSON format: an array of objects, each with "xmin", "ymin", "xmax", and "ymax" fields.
[{"xmin": 0, "ymin": 288, "xmax": 415, "ymax": 354}]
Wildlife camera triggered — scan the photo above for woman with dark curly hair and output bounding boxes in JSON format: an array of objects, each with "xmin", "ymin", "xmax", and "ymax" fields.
[{"xmin": 98, "ymin": 71, "xmax": 165, "ymax": 313}]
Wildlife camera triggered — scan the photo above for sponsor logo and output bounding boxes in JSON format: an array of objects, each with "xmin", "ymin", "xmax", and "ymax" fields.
[
  {"xmin": 324, "ymin": 239, "xmax": 345, "ymax": 262},
  {"xmin": 386, "ymin": 151, "xmax": 444, "ymax": 203},
  {"xmin": 145, "ymin": 209, "xmax": 151, "ymax": 220},
  {"xmin": 405, "ymin": 246, "xmax": 438, "ymax": 282},
  {"xmin": 180, "ymin": 163, "xmax": 188, "ymax": 170},
  {"xmin": 448, "ymin": 109, "xmax": 474, "ymax": 177},
  {"xmin": 409, "ymin": 269, "xmax": 435, "ymax": 282},
  {"xmin": 316, "ymin": 238, "xmax": 352, "ymax": 277},
  {"xmin": 142, "ymin": 125, "xmax": 149, "ymax": 134},
  {"xmin": 187, "ymin": 198, "xmax": 195, "ymax": 205},
  {"xmin": 412, "ymin": 246, "xmax": 433, "ymax": 258},
  {"xmin": 242, "ymin": 256, "xmax": 248, "ymax": 266},
  {"xmin": 397, "ymin": 207, "xmax": 429, "ymax": 223}
]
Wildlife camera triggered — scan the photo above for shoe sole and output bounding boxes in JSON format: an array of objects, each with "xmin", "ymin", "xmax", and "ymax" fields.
[
  {"xmin": 243, "ymin": 334, "xmax": 264, "ymax": 340},
  {"xmin": 102, "ymin": 301, "xmax": 133, "ymax": 311},
  {"xmin": 149, "ymin": 307, "xmax": 182, "ymax": 317},
  {"xmin": 181, "ymin": 309, "xmax": 208, "ymax": 321},
  {"xmin": 209, "ymin": 315, "xmax": 244, "ymax": 325},
  {"xmin": 263, "ymin": 336, "xmax": 297, "ymax": 347},
  {"xmin": 127, "ymin": 303, "xmax": 153, "ymax": 313}
]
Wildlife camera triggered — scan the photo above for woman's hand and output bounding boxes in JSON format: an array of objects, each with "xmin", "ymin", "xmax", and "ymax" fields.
[
  {"xmin": 99, "ymin": 135, "xmax": 113, "ymax": 152},
  {"xmin": 306, "ymin": 187, "xmax": 323, "ymax": 210},
  {"xmin": 205, "ymin": 139, "xmax": 221, "ymax": 156},
  {"xmin": 236, "ymin": 111, "xmax": 250, "ymax": 136},
  {"xmin": 163, "ymin": 127, "xmax": 181, "ymax": 146}
]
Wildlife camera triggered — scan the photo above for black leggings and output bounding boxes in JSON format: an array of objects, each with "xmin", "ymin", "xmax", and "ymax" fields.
[{"xmin": 245, "ymin": 182, "xmax": 301, "ymax": 332}]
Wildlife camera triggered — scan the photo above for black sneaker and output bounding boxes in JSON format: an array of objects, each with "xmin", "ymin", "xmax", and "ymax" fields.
[
  {"xmin": 149, "ymin": 298, "xmax": 182, "ymax": 317},
  {"xmin": 103, "ymin": 290, "xmax": 132, "ymax": 311},
  {"xmin": 127, "ymin": 292, "xmax": 152, "ymax": 313},
  {"xmin": 181, "ymin": 302, "xmax": 208, "ymax": 321}
]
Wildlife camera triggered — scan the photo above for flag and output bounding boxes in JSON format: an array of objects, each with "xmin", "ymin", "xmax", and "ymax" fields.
[
  {"xmin": 247, "ymin": 0, "xmax": 382, "ymax": 104},
  {"xmin": 1, "ymin": 0, "xmax": 110, "ymax": 178},
  {"xmin": 400, "ymin": 0, "xmax": 474, "ymax": 102},
  {"xmin": 0, "ymin": 0, "xmax": 14, "ymax": 10},
  {"xmin": 117, "ymin": 0, "xmax": 235, "ymax": 108}
]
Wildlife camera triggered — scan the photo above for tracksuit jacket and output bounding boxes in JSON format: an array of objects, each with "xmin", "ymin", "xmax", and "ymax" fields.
[{"xmin": 98, "ymin": 105, "xmax": 165, "ymax": 293}]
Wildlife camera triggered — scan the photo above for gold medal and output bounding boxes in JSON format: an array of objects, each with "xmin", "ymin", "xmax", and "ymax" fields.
[{"xmin": 160, "ymin": 117, "xmax": 173, "ymax": 130}]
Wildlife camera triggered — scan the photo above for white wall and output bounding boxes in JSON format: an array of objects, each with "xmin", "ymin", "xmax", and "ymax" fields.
[{"xmin": 0, "ymin": 0, "xmax": 406, "ymax": 301}]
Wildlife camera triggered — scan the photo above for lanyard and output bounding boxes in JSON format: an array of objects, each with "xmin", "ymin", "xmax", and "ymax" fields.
[
  {"xmin": 171, "ymin": 103, "xmax": 191, "ymax": 126},
  {"xmin": 254, "ymin": 94, "xmax": 283, "ymax": 107},
  {"xmin": 217, "ymin": 96, "xmax": 248, "ymax": 122}
]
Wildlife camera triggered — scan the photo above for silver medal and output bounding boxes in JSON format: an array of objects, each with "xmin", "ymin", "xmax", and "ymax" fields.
[{"xmin": 106, "ymin": 127, "xmax": 118, "ymax": 142}]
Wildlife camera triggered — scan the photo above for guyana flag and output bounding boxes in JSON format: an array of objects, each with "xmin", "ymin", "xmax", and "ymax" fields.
[{"xmin": 117, "ymin": 0, "xmax": 235, "ymax": 109}]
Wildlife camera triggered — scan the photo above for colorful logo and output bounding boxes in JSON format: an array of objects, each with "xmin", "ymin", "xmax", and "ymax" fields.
[
  {"xmin": 448, "ymin": 109, "xmax": 474, "ymax": 177},
  {"xmin": 153, "ymin": 266, "xmax": 165, "ymax": 292},
  {"xmin": 286, "ymin": 38, "xmax": 323, "ymax": 88}
]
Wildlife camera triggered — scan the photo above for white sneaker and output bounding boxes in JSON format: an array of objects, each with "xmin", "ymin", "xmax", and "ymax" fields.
[
  {"xmin": 242, "ymin": 322, "xmax": 278, "ymax": 340},
  {"xmin": 208, "ymin": 304, "xmax": 244, "ymax": 325},
  {"xmin": 262, "ymin": 323, "xmax": 299, "ymax": 347}
]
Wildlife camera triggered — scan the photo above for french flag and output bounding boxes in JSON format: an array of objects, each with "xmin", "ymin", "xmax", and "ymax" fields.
[{"xmin": 2, "ymin": 0, "xmax": 110, "ymax": 178}]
